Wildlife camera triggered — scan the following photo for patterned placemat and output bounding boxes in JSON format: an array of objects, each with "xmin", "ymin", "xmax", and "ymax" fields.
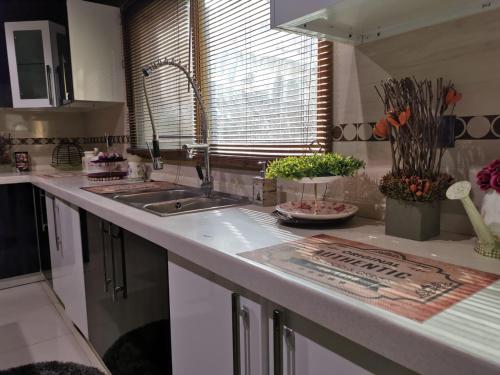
[{"xmin": 240, "ymin": 234, "xmax": 500, "ymax": 322}]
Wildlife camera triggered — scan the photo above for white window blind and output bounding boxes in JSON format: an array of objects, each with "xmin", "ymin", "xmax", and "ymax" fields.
[
  {"xmin": 124, "ymin": 0, "xmax": 195, "ymax": 151},
  {"xmin": 197, "ymin": 0, "xmax": 332, "ymax": 156}
]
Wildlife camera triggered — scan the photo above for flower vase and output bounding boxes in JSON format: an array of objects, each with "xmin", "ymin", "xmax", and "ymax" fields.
[
  {"xmin": 385, "ymin": 198, "xmax": 441, "ymax": 241},
  {"xmin": 480, "ymin": 190, "xmax": 500, "ymax": 240}
]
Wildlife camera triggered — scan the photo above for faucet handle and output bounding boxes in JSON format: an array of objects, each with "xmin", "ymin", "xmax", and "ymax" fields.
[
  {"xmin": 257, "ymin": 160, "xmax": 268, "ymax": 178},
  {"xmin": 195, "ymin": 165, "xmax": 204, "ymax": 181}
]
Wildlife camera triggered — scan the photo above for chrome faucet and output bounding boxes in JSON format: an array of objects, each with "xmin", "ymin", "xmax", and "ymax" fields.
[
  {"xmin": 142, "ymin": 58, "xmax": 213, "ymax": 196},
  {"xmin": 142, "ymin": 76, "xmax": 163, "ymax": 170}
]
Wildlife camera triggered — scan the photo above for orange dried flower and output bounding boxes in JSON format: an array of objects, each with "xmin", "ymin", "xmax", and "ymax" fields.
[
  {"xmin": 423, "ymin": 180, "xmax": 431, "ymax": 194},
  {"xmin": 445, "ymin": 88, "xmax": 462, "ymax": 105},
  {"xmin": 398, "ymin": 107, "xmax": 411, "ymax": 126},
  {"xmin": 386, "ymin": 113, "xmax": 401, "ymax": 128},
  {"xmin": 374, "ymin": 118, "xmax": 389, "ymax": 138}
]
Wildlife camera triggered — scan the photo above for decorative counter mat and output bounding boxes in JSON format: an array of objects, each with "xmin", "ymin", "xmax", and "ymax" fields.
[
  {"xmin": 240, "ymin": 234, "xmax": 500, "ymax": 322},
  {"xmin": 82, "ymin": 181, "xmax": 179, "ymax": 195}
]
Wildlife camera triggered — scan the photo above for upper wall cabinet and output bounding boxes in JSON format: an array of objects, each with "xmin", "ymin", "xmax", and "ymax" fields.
[
  {"xmin": 5, "ymin": 21, "xmax": 69, "ymax": 108},
  {"xmin": 271, "ymin": 0, "xmax": 500, "ymax": 44},
  {"xmin": 1, "ymin": 0, "xmax": 125, "ymax": 108},
  {"xmin": 66, "ymin": 0, "xmax": 125, "ymax": 103}
]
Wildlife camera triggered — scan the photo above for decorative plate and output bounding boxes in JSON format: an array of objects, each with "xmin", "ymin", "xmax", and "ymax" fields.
[
  {"xmin": 271, "ymin": 210, "xmax": 355, "ymax": 228},
  {"xmin": 276, "ymin": 200, "xmax": 359, "ymax": 220},
  {"xmin": 293, "ymin": 176, "xmax": 341, "ymax": 184}
]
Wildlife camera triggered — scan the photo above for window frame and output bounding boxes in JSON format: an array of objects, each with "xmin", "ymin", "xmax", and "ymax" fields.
[{"xmin": 124, "ymin": 0, "xmax": 333, "ymax": 170}]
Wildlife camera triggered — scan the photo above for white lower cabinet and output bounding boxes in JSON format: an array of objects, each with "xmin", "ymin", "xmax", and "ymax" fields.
[
  {"xmin": 168, "ymin": 260, "xmax": 233, "ymax": 375},
  {"xmin": 45, "ymin": 194, "xmax": 88, "ymax": 337},
  {"xmin": 168, "ymin": 258, "xmax": 380, "ymax": 375},
  {"xmin": 168, "ymin": 260, "xmax": 265, "ymax": 375}
]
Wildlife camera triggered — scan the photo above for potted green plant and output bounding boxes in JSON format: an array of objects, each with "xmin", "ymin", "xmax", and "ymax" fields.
[
  {"xmin": 374, "ymin": 77, "xmax": 460, "ymax": 241},
  {"xmin": 265, "ymin": 153, "xmax": 364, "ymax": 218},
  {"xmin": 265, "ymin": 153, "xmax": 364, "ymax": 181}
]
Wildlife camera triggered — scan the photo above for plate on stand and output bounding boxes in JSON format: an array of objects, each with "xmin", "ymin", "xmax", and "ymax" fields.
[
  {"xmin": 271, "ymin": 210, "xmax": 355, "ymax": 228},
  {"xmin": 276, "ymin": 200, "xmax": 359, "ymax": 220},
  {"xmin": 293, "ymin": 176, "xmax": 341, "ymax": 184}
]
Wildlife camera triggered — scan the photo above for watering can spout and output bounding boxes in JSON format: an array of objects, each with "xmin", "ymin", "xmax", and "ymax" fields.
[{"xmin": 446, "ymin": 181, "xmax": 499, "ymax": 258}]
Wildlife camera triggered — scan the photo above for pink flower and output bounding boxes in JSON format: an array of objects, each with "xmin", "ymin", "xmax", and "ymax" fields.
[
  {"xmin": 477, "ymin": 168, "xmax": 491, "ymax": 191},
  {"xmin": 488, "ymin": 159, "xmax": 500, "ymax": 173},
  {"xmin": 490, "ymin": 172, "xmax": 500, "ymax": 193}
]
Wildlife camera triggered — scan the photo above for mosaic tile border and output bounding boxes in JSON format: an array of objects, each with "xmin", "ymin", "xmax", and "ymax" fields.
[
  {"xmin": 7, "ymin": 135, "xmax": 130, "ymax": 146},
  {"xmin": 332, "ymin": 115, "xmax": 500, "ymax": 141}
]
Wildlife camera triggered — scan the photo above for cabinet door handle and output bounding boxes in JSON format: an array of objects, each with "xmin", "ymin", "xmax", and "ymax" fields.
[
  {"xmin": 46, "ymin": 65, "xmax": 54, "ymax": 106},
  {"xmin": 100, "ymin": 220, "xmax": 112, "ymax": 292},
  {"xmin": 38, "ymin": 189, "xmax": 48, "ymax": 232},
  {"xmin": 240, "ymin": 305, "xmax": 250, "ymax": 375},
  {"xmin": 53, "ymin": 202, "xmax": 62, "ymax": 253},
  {"xmin": 111, "ymin": 225, "xmax": 127, "ymax": 301},
  {"xmin": 283, "ymin": 326, "xmax": 295, "ymax": 375},
  {"xmin": 273, "ymin": 310, "xmax": 283, "ymax": 375},
  {"xmin": 232, "ymin": 293, "xmax": 241, "ymax": 375}
]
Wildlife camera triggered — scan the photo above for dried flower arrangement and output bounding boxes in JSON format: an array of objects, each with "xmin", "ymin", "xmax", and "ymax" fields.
[
  {"xmin": 477, "ymin": 159, "xmax": 500, "ymax": 193},
  {"xmin": 374, "ymin": 77, "xmax": 461, "ymax": 201},
  {"xmin": 0, "ymin": 134, "xmax": 12, "ymax": 165}
]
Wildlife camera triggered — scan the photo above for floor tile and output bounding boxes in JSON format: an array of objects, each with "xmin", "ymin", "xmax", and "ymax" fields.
[
  {"xmin": 0, "ymin": 283, "xmax": 51, "ymax": 323},
  {"xmin": 0, "ymin": 334, "xmax": 91, "ymax": 370},
  {"xmin": 0, "ymin": 304, "xmax": 70, "ymax": 353}
]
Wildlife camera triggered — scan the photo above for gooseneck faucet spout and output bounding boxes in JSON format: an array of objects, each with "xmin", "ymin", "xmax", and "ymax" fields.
[
  {"xmin": 142, "ymin": 76, "xmax": 163, "ymax": 170},
  {"xmin": 142, "ymin": 58, "xmax": 212, "ymax": 195}
]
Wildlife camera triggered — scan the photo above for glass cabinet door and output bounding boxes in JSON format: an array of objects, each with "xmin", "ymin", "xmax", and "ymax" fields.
[
  {"xmin": 13, "ymin": 30, "xmax": 48, "ymax": 100},
  {"xmin": 4, "ymin": 21, "xmax": 57, "ymax": 108}
]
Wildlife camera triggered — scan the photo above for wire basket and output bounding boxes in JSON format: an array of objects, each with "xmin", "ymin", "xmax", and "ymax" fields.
[{"xmin": 51, "ymin": 140, "xmax": 84, "ymax": 170}]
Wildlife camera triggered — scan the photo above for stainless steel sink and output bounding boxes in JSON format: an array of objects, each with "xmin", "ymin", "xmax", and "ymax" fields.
[
  {"xmin": 113, "ymin": 189, "xmax": 202, "ymax": 205},
  {"xmin": 143, "ymin": 194, "xmax": 247, "ymax": 216},
  {"xmin": 106, "ymin": 185, "xmax": 248, "ymax": 216}
]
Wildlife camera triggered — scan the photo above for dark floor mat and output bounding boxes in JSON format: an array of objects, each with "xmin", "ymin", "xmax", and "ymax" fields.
[
  {"xmin": 0, "ymin": 361, "xmax": 105, "ymax": 375},
  {"xmin": 103, "ymin": 319, "xmax": 171, "ymax": 375}
]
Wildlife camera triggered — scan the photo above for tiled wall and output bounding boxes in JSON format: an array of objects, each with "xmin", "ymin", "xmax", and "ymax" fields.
[{"xmin": 0, "ymin": 104, "xmax": 128, "ymax": 169}]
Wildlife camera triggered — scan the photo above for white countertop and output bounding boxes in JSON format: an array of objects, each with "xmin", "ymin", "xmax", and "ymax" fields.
[{"xmin": 3, "ymin": 172, "xmax": 500, "ymax": 374}]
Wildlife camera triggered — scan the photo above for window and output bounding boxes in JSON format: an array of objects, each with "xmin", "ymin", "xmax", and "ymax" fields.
[
  {"xmin": 123, "ymin": 0, "xmax": 194, "ymax": 151},
  {"xmin": 124, "ymin": 0, "xmax": 333, "ymax": 162},
  {"xmin": 196, "ymin": 0, "xmax": 332, "ymax": 157}
]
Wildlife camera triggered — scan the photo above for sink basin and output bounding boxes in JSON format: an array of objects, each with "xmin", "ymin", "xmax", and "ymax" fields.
[
  {"xmin": 113, "ymin": 189, "xmax": 202, "ymax": 205},
  {"xmin": 143, "ymin": 195, "xmax": 248, "ymax": 216}
]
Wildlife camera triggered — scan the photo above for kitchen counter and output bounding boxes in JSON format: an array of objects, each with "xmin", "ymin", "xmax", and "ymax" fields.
[{"xmin": 2, "ymin": 172, "xmax": 499, "ymax": 374}]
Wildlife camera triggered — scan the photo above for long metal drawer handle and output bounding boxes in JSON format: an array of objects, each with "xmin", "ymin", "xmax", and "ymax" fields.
[
  {"xmin": 284, "ymin": 326, "xmax": 295, "ymax": 375},
  {"xmin": 38, "ymin": 189, "xmax": 48, "ymax": 232},
  {"xmin": 232, "ymin": 293, "xmax": 241, "ymax": 375},
  {"xmin": 240, "ymin": 305, "xmax": 250, "ymax": 375},
  {"xmin": 54, "ymin": 203, "xmax": 62, "ymax": 253},
  {"xmin": 273, "ymin": 310, "xmax": 283, "ymax": 375},
  {"xmin": 100, "ymin": 220, "xmax": 112, "ymax": 292},
  {"xmin": 111, "ymin": 225, "xmax": 127, "ymax": 301}
]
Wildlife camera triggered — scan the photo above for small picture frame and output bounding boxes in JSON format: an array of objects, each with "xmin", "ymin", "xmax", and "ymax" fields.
[{"xmin": 14, "ymin": 151, "xmax": 30, "ymax": 172}]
